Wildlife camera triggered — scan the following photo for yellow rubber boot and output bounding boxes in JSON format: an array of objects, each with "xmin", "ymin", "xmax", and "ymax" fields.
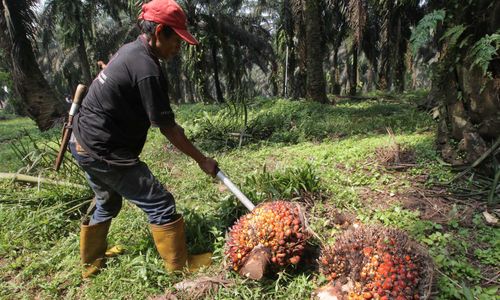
[
  {"xmin": 80, "ymin": 220, "xmax": 111, "ymax": 278},
  {"xmin": 150, "ymin": 214, "xmax": 212, "ymax": 272}
]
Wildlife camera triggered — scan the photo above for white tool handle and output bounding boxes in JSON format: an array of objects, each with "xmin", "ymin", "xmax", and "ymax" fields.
[{"xmin": 216, "ymin": 170, "xmax": 255, "ymax": 211}]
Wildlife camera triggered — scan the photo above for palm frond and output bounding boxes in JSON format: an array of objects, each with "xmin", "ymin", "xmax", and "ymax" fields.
[
  {"xmin": 37, "ymin": 0, "xmax": 58, "ymax": 52},
  {"xmin": 467, "ymin": 32, "xmax": 500, "ymax": 76},
  {"xmin": 410, "ymin": 9, "xmax": 446, "ymax": 55},
  {"xmin": 2, "ymin": 0, "xmax": 38, "ymax": 74}
]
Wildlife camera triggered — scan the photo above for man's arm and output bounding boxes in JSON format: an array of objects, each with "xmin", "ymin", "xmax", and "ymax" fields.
[{"xmin": 160, "ymin": 124, "xmax": 218, "ymax": 177}]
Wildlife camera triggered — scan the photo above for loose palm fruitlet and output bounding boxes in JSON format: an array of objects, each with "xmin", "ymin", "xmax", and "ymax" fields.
[
  {"xmin": 225, "ymin": 201, "xmax": 308, "ymax": 274},
  {"xmin": 319, "ymin": 226, "xmax": 433, "ymax": 300}
]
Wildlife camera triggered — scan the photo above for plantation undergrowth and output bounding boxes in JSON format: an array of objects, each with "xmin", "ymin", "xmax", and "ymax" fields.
[{"xmin": 0, "ymin": 92, "xmax": 498, "ymax": 299}]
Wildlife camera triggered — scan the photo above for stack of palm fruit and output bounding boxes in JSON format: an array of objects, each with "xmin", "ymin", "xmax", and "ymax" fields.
[
  {"xmin": 225, "ymin": 201, "xmax": 309, "ymax": 279},
  {"xmin": 318, "ymin": 226, "xmax": 433, "ymax": 300}
]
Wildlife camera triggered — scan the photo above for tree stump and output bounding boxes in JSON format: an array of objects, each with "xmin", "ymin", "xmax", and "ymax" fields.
[{"xmin": 238, "ymin": 245, "xmax": 271, "ymax": 280}]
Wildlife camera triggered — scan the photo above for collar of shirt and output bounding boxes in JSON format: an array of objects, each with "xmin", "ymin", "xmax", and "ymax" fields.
[{"xmin": 138, "ymin": 35, "xmax": 160, "ymax": 65}]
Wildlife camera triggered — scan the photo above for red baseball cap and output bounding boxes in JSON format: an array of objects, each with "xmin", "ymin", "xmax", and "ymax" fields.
[{"xmin": 139, "ymin": 0, "xmax": 199, "ymax": 45}]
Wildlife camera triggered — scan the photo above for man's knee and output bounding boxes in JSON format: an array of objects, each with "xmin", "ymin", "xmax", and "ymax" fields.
[
  {"xmin": 109, "ymin": 192, "xmax": 123, "ymax": 213},
  {"xmin": 91, "ymin": 193, "xmax": 123, "ymax": 224}
]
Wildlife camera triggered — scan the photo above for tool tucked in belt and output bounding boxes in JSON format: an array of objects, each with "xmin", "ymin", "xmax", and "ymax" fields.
[
  {"xmin": 73, "ymin": 137, "xmax": 87, "ymax": 155},
  {"xmin": 54, "ymin": 84, "xmax": 88, "ymax": 171}
]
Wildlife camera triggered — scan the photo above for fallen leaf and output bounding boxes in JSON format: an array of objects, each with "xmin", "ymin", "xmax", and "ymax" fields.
[
  {"xmin": 174, "ymin": 275, "xmax": 232, "ymax": 298},
  {"xmin": 483, "ymin": 211, "xmax": 498, "ymax": 225}
]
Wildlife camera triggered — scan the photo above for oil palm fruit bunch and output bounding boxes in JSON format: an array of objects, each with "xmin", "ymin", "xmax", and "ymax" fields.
[
  {"xmin": 226, "ymin": 201, "xmax": 308, "ymax": 273},
  {"xmin": 319, "ymin": 226, "xmax": 433, "ymax": 300}
]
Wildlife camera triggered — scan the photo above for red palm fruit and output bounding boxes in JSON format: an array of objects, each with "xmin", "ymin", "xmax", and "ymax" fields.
[
  {"xmin": 289, "ymin": 256, "xmax": 300, "ymax": 264},
  {"xmin": 382, "ymin": 278, "xmax": 392, "ymax": 290},
  {"xmin": 406, "ymin": 272, "xmax": 414, "ymax": 280}
]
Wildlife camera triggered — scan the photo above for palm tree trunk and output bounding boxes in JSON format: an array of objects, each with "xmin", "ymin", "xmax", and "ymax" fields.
[
  {"xmin": 184, "ymin": 77, "xmax": 195, "ymax": 104},
  {"xmin": 394, "ymin": 15, "xmax": 405, "ymax": 92},
  {"xmin": 349, "ymin": 44, "xmax": 358, "ymax": 96},
  {"xmin": 304, "ymin": 0, "xmax": 327, "ymax": 103},
  {"xmin": 75, "ymin": 10, "xmax": 92, "ymax": 84},
  {"xmin": 270, "ymin": 61, "xmax": 279, "ymax": 97},
  {"xmin": 292, "ymin": 0, "xmax": 307, "ymax": 99},
  {"xmin": 332, "ymin": 49, "xmax": 341, "ymax": 95},
  {"xmin": 366, "ymin": 63, "xmax": 376, "ymax": 91},
  {"xmin": 166, "ymin": 56, "xmax": 183, "ymax": 104},
  {"xmin": 210, "ymin": 41, "xmax": 224, "ymax": 103},
  {"xmin": 193, "ymin": 46, "xmax": 215, "ymax": 103},
  {"xmin": 160, "ymin": 63, "xmax": 172, "ymax": 103},
  {"xmin": 283, "ymin": 0, "xmax": 296, "ymax": 98},
  {"xmin": 0, "ymin": 0, "xmax": 65, "ymax": 130},
  {"xmin": 377, "ymin": 0, "xmax": 393, "ymax": 91}
]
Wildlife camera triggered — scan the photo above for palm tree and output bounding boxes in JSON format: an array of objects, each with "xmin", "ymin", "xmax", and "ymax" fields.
[
  {"xmin": 0, "ymin": 77, "xmax": 7, "ymax": 109},
  {"xmin": 305, "ymin": 0, "xmax": 328, "ymax": 103},
  {"xmin": 123, "ymin": 0, "xmax": 277, "ymax": 103},
  {"xmin": 276, "ymin": 0, "xmax": 297, "ymax": 98},
  {"xmin": 323, "ymin": 1, "xmax": 348, "ymax": 96},
  {"xmin": 287, "ymin": 0, "xmax": 328, "ymax": 102},
  {"xmin": 290, "ymin": 0, "xmax": 307, "ymax": 99},
  {"xmin": 376, "ymin": 0, "xmax": 393, "ymax": 91},
  {"xmin": 324, "ymin": 0, "xmax": 370, "ymax": 95},
  {"xmin": 371, "ymin": 0, "xmax": 420, "ymax": 92},
  {"xmin": 360, "ymin": 4, "xmax": 380, "ymax": 91},
  {"xmin": 39, "ymin": 1, "xmax": 92, "ymax": 84},
  {"xmin": 345, "ymin": 0, "xmax": 367, "ymax": 95},
  {"xmin": 180, "ymin": 0, "xmax": 276, "ymax": 103},
  {"xmin": 0, "ymin": 0, "xmax": 65, "ymax": 130},
  {"xmin": 37, "ymin": 8, "xmax": 136, "ymax": 97},
  {"xmin": 39, "ymin": 0, "xmax": 129, "ymax": 86}
]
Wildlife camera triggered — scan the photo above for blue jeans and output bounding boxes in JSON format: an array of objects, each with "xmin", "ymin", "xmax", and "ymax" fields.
[{"xmin": 69, "ymin": 142, "xmax": 176, "ymax": 226}]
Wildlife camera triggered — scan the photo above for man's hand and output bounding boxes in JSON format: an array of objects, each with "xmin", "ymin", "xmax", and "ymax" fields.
[{"xmin": 198, "ymin": 157, "xmax": 218, "ymax": 178}]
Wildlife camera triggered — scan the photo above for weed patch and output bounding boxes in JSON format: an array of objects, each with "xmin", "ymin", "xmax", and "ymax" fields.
[
  {"xmin": 184, "ymin": 97, "xmax": 435, "ymax": 152},
  {"xmin": 0, "ymin": 93, "xmax": 498, "ymax": 299}
]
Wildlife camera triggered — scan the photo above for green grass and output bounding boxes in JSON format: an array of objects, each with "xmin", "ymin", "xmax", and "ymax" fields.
[
  {"xmin": 0, "ymin": 117, "xmax": 39, "ymax": 171},
  {"xmin": 1, "ymin": 92, "xmax": 498, "ymax": 299}
]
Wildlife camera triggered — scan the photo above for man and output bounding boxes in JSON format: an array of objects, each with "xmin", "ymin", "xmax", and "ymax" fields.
[{"xmin": 70, "ymin": 0, "xmax": 217, "ymax": 278}]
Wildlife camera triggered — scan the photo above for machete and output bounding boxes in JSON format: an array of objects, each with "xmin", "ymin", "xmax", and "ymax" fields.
[
  {"xmin": 216, "ymin": 168, "xmax": 255, "ymax": 211},
  {"xmin": 54, "ymin": 84, "xmax": 87, "ymax": 171}
]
